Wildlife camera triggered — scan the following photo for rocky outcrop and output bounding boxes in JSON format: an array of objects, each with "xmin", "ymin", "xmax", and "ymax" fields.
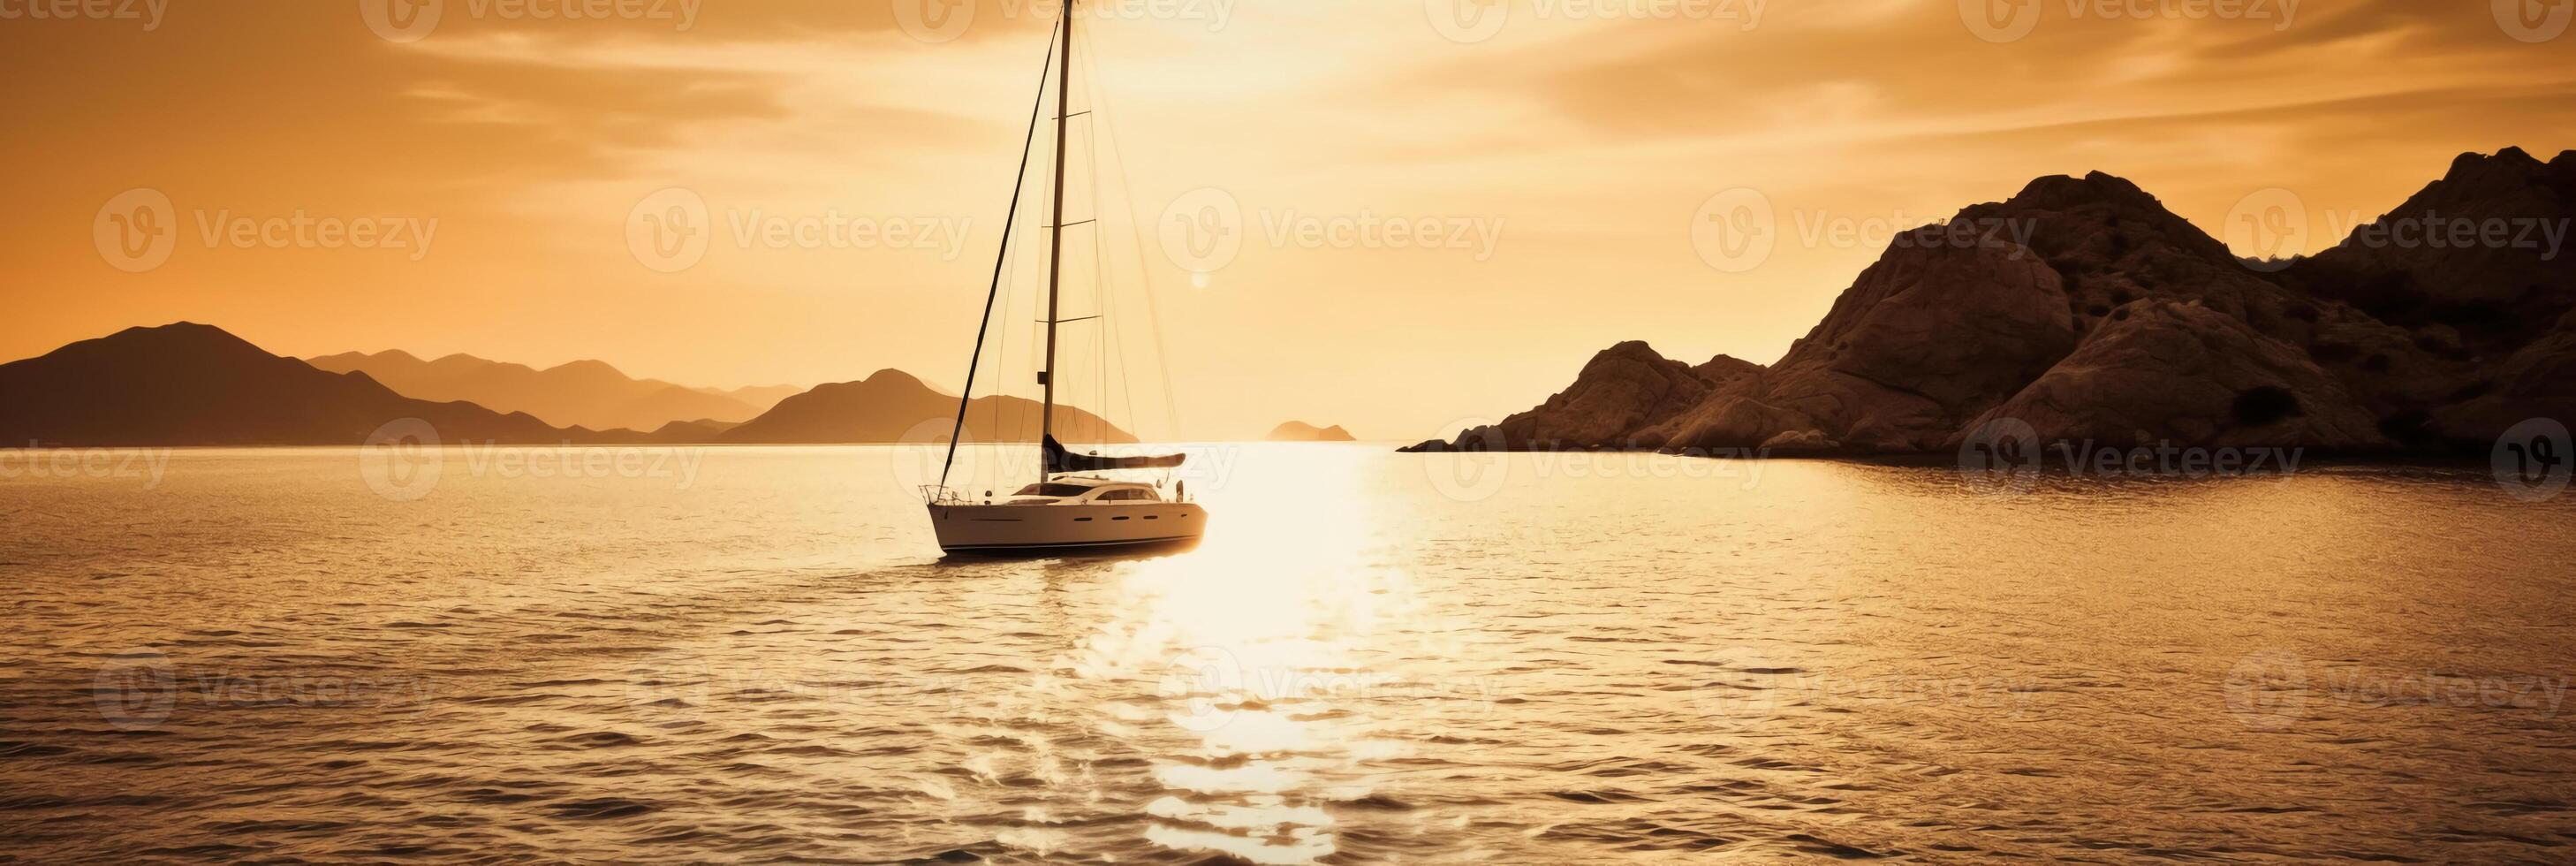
[
  {"xmin": 2429, "ymin": 307, "xmax": 2576, "ymax": 442},
  {"xmin": 1397, "ymin": 341, "xmax": 1750, "ymax": 452},
  {"xmin": 1956, "ymin": 300, "xmax": 2389, "ymax": 450},
  {"xmin": 1646, "ymin": 239, "xmax": 2076, "ymax": 452},
  {"xmin": 1411, "ymin": 148, "xmax": 2571, "ymax": 458},
  {"xmin": 2290, "ymin": 148, "xmax": 2574, "ymax": 319}
]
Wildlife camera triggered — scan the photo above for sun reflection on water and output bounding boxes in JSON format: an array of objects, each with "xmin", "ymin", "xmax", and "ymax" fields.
[{"xmin": 1072, "ymin": 445, "xmax": 1415, "ymax": 863}]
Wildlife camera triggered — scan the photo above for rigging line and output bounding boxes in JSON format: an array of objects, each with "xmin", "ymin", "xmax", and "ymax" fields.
[
  {"xmin": 938, "ymin": 19, "xmax": 1060, "ymax": 493},
  {"xmin": 1083, "ymin": 33, "xmax": 1182, "ymax": 443},
  {"xmin": 1076, "ymin": 32, "xmax": 1144, "ymax": 448},
  {"xmin": 1085, "ymin": 49, "xmax": 1111, "ymax": 448}
]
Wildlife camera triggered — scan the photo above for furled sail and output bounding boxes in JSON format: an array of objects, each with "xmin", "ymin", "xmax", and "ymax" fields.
[{"xmin": 1044, "ymin": 435, "xmax": 1186, "ymax": 473}]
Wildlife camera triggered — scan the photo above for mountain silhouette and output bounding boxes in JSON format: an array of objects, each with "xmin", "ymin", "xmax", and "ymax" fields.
[
  {"xmin": 1268, "ymin": 422, "xmax": 1356, "ymax": 441},
  {"xmin": 717, "ymin": 368, "xmax": 1135, "ymax": 445},
  {"xmin": 1408, "ymin": 148, "xmax": 2576, "ymax": 456},
  {"xmin": 308, "ymin": 350, "xmax": 797, "ymax": 432},
  {"xmin": 0, "ymin": 325, "xmax": 1131, "ymax": 447},
  {"xmin": 0, "ymin": 323, "xmax": 602, "ymax": 446}
]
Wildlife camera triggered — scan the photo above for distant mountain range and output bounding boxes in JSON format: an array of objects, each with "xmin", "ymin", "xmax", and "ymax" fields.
[
  {"xmin": 0, "ymin": 323, "xmax": 595, "ymax": 446},
  {"xmin": 0, "ymin": 324, "xmax": 1133, "ymax": 447},
  {"xmin": 723, "ymin": 368, "xmax": 1133, "ymax": 445},
  {"xmin": 1268, "ymin": 421, "xmax": 1355, "ymax": 442},
  {"xmin": 1408, "ymin": 148, "xmax": 2576, "ymax": 457},
  {"xmin": 307, "ymin": 350, "xmax": 799, "ymax": 432}
]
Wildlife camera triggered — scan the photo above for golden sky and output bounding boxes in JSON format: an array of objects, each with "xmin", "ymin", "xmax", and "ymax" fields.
[{"xmin": 4, "ymin": 0, "xmax": 2572, "ymax": 439}]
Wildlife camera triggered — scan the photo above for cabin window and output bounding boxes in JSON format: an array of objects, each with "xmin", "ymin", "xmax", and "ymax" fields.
[{"xmin": 1013, "ymin": 483, "xmax": 1093, "ymax": 498}]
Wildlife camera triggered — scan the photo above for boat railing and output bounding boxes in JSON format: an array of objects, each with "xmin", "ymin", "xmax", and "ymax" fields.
[{"xmin": 920, "ymin": 485, "xmax": 969, "ymax": 505}]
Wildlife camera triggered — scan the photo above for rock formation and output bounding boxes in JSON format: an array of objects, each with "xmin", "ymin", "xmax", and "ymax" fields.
[{"xmin": 1412, "ymin": 148, "xmax": 2575, "ymax": 458}]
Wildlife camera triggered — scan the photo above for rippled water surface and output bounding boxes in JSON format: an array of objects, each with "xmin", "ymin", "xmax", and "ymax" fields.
[{"xmin": 4, "ymin": 445, "xmax": 2573, "ymax": 862}]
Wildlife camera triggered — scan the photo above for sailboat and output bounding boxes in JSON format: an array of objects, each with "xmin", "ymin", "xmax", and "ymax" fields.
[{"xmin": 921, "ymin": 0, "xmax": 1208, "ymax": 556}]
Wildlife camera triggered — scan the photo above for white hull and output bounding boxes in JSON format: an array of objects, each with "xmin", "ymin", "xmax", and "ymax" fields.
[{"xmin": 927, "ymin": 501, "xmax": 1207, "ymax": 554}]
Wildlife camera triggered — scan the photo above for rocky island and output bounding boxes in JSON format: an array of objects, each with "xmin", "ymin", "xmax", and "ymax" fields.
[{"xmin": 1405, "ymin": 148, "xmax": 2574, "ymax": 458}]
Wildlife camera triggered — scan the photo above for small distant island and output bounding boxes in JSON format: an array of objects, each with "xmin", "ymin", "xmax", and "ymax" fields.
[{"xmin": 1268, "ymin": 421, "xmax": 1356, "ymax": 442}]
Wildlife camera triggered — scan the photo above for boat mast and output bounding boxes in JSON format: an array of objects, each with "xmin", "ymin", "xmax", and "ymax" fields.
[{"xmin": 1039, "ymin": 0, "xmax": 1075, "ymax": 484}]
